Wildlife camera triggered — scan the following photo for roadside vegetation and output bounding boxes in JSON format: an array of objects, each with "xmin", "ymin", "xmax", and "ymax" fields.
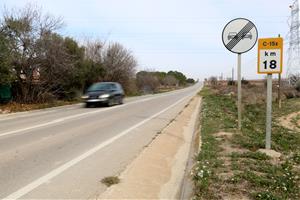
[
  {"xmin": 0, "ymin": 4, "xmax": 195, "ymax": 113},
  {"xmin": 101, "ymin": 176, "xmax": 120, "ymax": 187},
  {"xmin": 0, "ymin": 100, "xmax": 80, "ymax": 114},
  {"xmin": 193, "ymin": 82, "xmax": 300, "ymax": 200}
]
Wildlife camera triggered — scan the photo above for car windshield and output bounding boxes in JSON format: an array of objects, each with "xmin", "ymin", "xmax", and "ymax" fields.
[{"xmin": 88, "ymin": 83, "xmax": 115, "ymax": 91}]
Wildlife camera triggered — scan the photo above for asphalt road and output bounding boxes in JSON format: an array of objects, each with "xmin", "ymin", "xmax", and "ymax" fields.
[{"xmin": 0, "ymin": 83, "xmax": 202, "ymax": 199}]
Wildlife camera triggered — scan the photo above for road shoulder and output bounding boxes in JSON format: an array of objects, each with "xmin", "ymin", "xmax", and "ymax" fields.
[{"xmin": 98, "ymin": 95, "xmax": 201, "ymax": 199}]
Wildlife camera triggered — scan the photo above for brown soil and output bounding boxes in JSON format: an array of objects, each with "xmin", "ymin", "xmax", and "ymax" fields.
[
  {"xmin": 213, "ymin": 132, "xmax": 250, "ymax": 200},
  {"xmin": 278, "ymin": 111, "xmax": 300, "ymax": 132}
]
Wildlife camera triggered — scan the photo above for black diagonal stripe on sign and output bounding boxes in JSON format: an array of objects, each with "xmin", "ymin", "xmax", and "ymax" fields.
[
  {"xmin": 225, "ymin": 22, "xmax": 254, "ymax": 50},
  {"xmin": 225, "ymin": 22, "xmax": 253, "ymax": 49},
  {"xmin": 227, "ymin": 24, "xmax": 254, "ymax": 50},
  {"xmin": 226, "ymin": 22, "xmax": 254, "ymax": 50},
  {"xmin": 226, "ymin": 24, "xmax": 253, "ymax": 50}
]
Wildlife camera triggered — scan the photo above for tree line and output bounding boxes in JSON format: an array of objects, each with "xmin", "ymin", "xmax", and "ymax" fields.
[
  {"xmin": 136, "ymin": 70, "xmax": 195, "ymax": 93},
  {"xmin": 0, "ymin": 5, "xmax": 195, "ymax": 103}
]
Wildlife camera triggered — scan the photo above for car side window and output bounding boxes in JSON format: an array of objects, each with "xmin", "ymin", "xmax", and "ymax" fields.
[
  {"xmin": 115, "ymin": 84, "xmax": 122, "ymax": 93},
  {"xmin": 110, "ymin": 84, "xmax": 117, "ymax": 90}
]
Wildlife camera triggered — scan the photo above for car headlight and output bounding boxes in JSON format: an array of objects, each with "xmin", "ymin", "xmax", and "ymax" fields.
[
  {"xmin": 99, "ymin": 94, "xmax": 110, "ymax": 98},
  {"xmin": 81, "ymin": 95, "xmax": 89, "ymax": 99}
]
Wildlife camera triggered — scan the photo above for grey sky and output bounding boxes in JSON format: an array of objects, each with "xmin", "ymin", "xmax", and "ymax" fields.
[{"xmin": 1, "ymin": 0, "xmax": 292, "ymax": 80}]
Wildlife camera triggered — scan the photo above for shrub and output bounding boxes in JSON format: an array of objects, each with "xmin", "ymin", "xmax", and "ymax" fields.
[
  {"xmin": 227, "ymin": 80, "xmax": 235, "ymax": 86},
  {"xmin": 295, "ymin": 80, "xmax": 300, "ymax": 92},
  {"xmin": 242, "ymin": 78, "xmax": 249, "ymax": 85}
]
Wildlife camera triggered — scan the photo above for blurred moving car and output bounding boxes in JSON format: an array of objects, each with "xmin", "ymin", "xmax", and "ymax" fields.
[{"xmin": 82, "ymin": 82, "xmax": 124, "ymax": 107}]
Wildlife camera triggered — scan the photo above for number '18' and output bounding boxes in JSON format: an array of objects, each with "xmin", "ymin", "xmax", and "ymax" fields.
[{"xmin": 263, "ymin": 60, "xmax": 277, "ymax": 69}]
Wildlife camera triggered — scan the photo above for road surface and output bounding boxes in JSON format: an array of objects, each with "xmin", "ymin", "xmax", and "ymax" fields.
[{"xmin": 0, "ymin": 83, "xmax": 201, "ymax": 199}]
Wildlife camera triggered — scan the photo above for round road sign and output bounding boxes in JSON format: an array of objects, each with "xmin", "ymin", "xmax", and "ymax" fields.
[{"xmin": 222, "ymin": 18, "xmax": 258, "ymax": 54}]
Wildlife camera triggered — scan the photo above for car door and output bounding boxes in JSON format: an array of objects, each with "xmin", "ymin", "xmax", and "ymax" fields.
[{"xmin": 113, "ymin": 83, "xmax": 124, "ymax": 104}]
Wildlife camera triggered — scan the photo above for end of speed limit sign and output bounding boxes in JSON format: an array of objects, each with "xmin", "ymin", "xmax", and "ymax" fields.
[{"xmin": 258, "ymin": 38, "xmax": 283, "ymax": 74}]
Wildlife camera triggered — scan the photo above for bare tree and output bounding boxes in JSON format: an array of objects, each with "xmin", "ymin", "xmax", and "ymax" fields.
[
  {"xmin": 136, "ymin": 71, "xmax": 160, "ymax": 93},
  {"xmin": 0, "ymin": 32, "xmax": 13, "ymax": 85},
  {"xmin": 37, "ymin": 33, "xmax": 74, "ymax": 100},
  {"xmin": 163, "ymin": 75, "xmax": 178, "ymax": 87},
  {"xmin": 80, "ymin": 39, "xmax": 105, "ymax": 88},
  {"xmin": 1, "ymin": 4, "xmax": 66, "ymax": 102},
  {"xmin": 208, "ymin": 76, "xmax": 218, "ymax": 86},
  {"xmin": 101, "ymin": 42, "xmax": 137, "ymax": 93},
  {"xmin": 84, "ymin": 39, "xmax": 103, "ymax": 63},
  {"xmin": 1, "ymin": 4, "xmax": 139, "ymax": 101}
]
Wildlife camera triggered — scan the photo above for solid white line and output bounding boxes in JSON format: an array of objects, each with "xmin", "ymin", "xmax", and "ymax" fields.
[
  {"xmin": 0, "ymin": 110, "xmax": 58, "ymax": 122},
  {"xmin": 0, "ymin": 94, "xmax": 171, "ymax": 138},
  {"xmin": 3, "ymin": 93, "xmax": 194, "ymax": 200}
]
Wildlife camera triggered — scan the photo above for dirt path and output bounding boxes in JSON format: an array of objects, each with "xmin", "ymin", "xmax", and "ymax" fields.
[
  {"xmin": 97, "ymin": 96, "xmax": 201, "ymax": 199},
  {"xmin": 278, "ymin": 111, "xmax": 300, "ymax": 132}
]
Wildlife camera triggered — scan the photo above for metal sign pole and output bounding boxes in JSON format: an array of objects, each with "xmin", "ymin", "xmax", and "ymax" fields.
[
  {"xmin": 266, "ymin": 74, "xmax": 272, "ymax": 149},
  {"xmin": 237, "ymin": 53, "xmax": 242, "ymax": 130},
  {"xmin": 222, "ymin": 18, "xmax": 258, "ymax": 131},
  {"xmin": 258, "ymin": 37, "xmax": 283, "ymax": 150},
  {"xmin": 278, "ymin": 34, "xmax": 282, "ymax": 109},
  {"xmin": 278, "ymin": 73, "xmax": 282, "ymax": 109}
]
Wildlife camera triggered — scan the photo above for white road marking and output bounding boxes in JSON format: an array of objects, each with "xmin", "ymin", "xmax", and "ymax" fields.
[
  {"xmin": 0, "ymin": 95, "xmax": 169, "ymax": 138},
  {"xmin": 0, "ymin": 87, "xmax": 190, "ymax": 122},
  {"xmin": 0, "ymin": 110, "xmax": 58, "ymax": 122},
  {"xmin": 3, "ymin": 93, "xmax": 193, "ymax": 200}
]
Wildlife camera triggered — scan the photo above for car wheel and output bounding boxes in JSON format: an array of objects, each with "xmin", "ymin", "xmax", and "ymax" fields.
[
  {"xmin": 107, "ymin": 98, "xmax": 114, "ymax": 107},
  {"xmin": 119, "ymin": 97, "xmax": 123, "ymax": 104},
  {"xmin": 85, "ymin": 102, "xmax": 91, "ymax": 108}
]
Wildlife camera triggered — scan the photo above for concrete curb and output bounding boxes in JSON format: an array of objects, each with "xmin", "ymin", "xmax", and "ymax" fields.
[{"xmin": 178, "ymin": 96, "xmax": 202, "ymax": 200}]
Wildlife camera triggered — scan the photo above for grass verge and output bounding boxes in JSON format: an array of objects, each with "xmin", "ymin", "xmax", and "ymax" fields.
[{"xmin": 192, "ymin": 86, "xmax": 300, "ymax": 200}]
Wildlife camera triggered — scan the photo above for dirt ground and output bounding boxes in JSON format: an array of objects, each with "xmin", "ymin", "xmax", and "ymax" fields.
[
  {"xmin": 213, "ymin": 132, "xmax": 250, "ymax": 200},
  {"xmin": 97, "ymin": 96, "xmax": 201, "ymax": 199},
  {"xmin": 278, "ymin": 111, "xmax": 300, "ymax": 132}
]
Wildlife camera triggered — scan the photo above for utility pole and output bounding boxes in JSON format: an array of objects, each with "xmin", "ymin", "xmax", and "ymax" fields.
[{"xmin": 287, "ymin": 0, "xmax": 300, "ymax": 84}]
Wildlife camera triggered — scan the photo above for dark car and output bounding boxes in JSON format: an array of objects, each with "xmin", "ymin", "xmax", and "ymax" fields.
[{"xmin": 82, "ymin": 82, "xmax": 124, "ymax": 107}]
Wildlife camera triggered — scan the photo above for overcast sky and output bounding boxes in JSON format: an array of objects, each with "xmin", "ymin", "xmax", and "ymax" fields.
[{"xmin": 0, "ymin": 0, "xmax": 293, "ymax": 80}]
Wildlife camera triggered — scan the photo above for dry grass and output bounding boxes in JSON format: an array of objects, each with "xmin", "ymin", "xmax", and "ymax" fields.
[
  {"xmin": 214, "ymin": 82, "xmax": 300, "ymax": 106},
  {"xmin": 0, "ymin": 100, "xmax": 80, "ymax": 114},
  {"xmin": 101, "ymin": 176, "xmax": 120, "ymax": 187}
]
